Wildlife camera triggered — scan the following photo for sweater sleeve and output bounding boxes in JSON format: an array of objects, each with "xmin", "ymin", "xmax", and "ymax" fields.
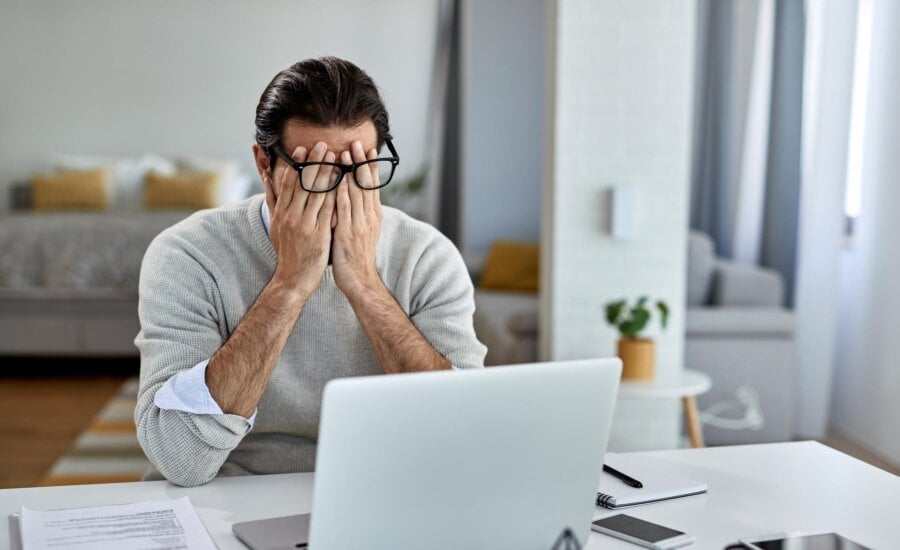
[
  {"xmin": 134, "ymin": 233, "xmax": 250, "ymax": 487},
  {"xmin": 408, "ymin": 232, "xmax": 488, "ymax": 369},
  {"xmin": 153, "ymin": 359, "xmax": 258, "ymax": 428}
]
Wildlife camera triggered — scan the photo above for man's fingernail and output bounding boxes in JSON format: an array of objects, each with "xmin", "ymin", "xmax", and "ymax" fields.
[
  {"xmin": 314, "ymin": 142, "xmax": 326, "ymax": 153},
  {"xmin": 324, "ymin": 151, "xmax": 335, "ymax": 162},
  {"xmin": 342, "ymin": 151, "xmax": 352, "ymax": 162}
]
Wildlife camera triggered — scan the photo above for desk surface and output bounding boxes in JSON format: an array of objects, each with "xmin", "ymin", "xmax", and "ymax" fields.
[{"xmin": 2, "ymin": 441, "xmax": 897, "ymax": 549}]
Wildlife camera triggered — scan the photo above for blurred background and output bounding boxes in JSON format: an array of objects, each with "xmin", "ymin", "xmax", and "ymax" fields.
[{"xmin": 1, "ymin": 0, "xmax": 898, "ymax": 488}]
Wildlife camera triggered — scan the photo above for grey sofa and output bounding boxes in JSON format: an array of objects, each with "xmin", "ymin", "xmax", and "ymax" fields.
[{"xmin": 471, "ymin": 231, "xmax": 796, "ymax": 445}]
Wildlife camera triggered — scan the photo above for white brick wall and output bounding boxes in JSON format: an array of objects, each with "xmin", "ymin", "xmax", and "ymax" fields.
[{"xmin": 541, "ymin": 0, "xmax": 696, "ymax": 449}]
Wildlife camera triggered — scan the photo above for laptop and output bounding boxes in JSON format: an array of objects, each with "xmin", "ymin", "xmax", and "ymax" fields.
[{"xmin": 233, "ymin": 358, "xmax": 621, "ymax": 550}]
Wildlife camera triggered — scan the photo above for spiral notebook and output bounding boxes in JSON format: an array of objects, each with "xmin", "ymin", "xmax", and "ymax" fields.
[{"xmin": 596, "ymin": 452, "xmax": 707, "ymax": 509}]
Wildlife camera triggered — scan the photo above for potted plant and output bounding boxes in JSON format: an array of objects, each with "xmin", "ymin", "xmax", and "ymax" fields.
[{"xmin": 605, "ymin": 296, "xmax": 669, "ymax": 380}]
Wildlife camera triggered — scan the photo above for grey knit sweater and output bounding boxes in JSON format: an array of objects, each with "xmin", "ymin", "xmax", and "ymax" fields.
[{"xmin": 134, "ymin": 194, "xmax": 486, "ymax": 487}]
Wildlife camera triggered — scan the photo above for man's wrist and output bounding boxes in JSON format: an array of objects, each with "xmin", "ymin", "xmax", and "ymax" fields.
[
  {"xmin": 340, "ymin": 272, "xmax": 389, "ymax": 307},
  {"xmin": 268, "ymin": 270, "xmax": 313, "ymax": 307}
]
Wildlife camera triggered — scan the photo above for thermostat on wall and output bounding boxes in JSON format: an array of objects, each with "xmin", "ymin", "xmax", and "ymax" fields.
[{"xmin": 611, "ymin": 184, "xmax": 636, "ymax": 240}]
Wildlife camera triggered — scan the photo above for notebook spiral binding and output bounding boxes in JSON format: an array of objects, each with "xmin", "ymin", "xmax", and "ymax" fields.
[
  {"xmin": 549, "ymin": 527, "xmax": 582, "ymax": 549},
  {"xmin": 596, "ymin": 493, "xmax": 614, "ymax": 508}
]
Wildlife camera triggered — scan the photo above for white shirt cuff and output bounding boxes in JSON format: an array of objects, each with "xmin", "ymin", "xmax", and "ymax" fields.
[{"xmin": 154, "ymin": 359, "xmax": 258, "ymax": 428}]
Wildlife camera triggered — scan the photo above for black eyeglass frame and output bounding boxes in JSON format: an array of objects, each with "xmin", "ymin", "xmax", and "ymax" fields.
[{"xmin": 270, "ymin": 140, "xmax": 399, "ymax": 193}]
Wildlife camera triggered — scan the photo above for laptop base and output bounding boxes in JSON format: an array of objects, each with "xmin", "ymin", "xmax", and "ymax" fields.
[{"xmin": 232, "ymin": 513, "xmax": 311, "ymax": 550}]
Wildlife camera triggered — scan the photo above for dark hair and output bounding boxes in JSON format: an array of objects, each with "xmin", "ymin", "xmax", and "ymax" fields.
[{"xmin": 255, "ymin": 57, "xmax": 392, "ymax": 165}]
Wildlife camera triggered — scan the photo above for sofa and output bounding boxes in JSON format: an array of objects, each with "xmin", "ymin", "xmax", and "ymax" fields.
[{"xmin": 471, "ymin": 231, "xmax": 796, "ymax": 445}]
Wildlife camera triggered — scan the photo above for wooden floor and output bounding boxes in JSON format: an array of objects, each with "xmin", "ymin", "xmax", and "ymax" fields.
[
  {"xmin": 0, "ymin": 358, "xmax": 135, "ymax": 489},
  {"xmin": 821, "ymin": 430, "xmax": 900, "ymax": 476}
]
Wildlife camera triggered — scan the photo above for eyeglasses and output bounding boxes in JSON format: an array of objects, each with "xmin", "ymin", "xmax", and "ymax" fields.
[{"xmin": 270, "ymin": 140, "xmax": 399, "ymax": 193}]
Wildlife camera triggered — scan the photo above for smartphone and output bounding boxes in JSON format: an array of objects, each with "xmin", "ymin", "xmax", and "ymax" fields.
[
  {"xmin": 739, "ymin": 531, "xmax": 871, "ymax": 549},
  {"xmin": 591, "ymin": 514, "xmax": 694, "ymax": 549}
]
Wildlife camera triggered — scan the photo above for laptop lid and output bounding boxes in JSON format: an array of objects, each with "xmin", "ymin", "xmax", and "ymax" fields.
[{"xmin": 308, "ymin": 358, "xmax": 621, "ymax": 550}]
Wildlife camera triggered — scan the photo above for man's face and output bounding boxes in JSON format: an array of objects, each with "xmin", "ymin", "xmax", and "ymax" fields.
[{"xmin": 253, "ymin": 118, "xmax": 378, "ymax": 227}]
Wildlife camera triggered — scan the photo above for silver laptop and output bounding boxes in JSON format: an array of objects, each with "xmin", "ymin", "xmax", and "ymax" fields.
[{"xmin": 233, "ymin": 358, "xmax": 621, "ymax": 550}]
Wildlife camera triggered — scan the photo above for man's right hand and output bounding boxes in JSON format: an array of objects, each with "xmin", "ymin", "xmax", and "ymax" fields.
[
  {"xmin": 263, "ymin": 141, "xmax": 337, "ymax": 301},
  {"xmin": 206, "ymin": 142, "xmax": 336, "ymax": 418}
]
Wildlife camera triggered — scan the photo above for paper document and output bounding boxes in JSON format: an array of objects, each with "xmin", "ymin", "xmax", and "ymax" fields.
[{"xmin": 19, "ymin": 496, "xmax": 217, "ymax": 550}]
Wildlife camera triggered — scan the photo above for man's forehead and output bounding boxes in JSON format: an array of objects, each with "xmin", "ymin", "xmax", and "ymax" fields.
[{"xmin": 281, "ymin": 119, "xmax": 378, "ymax": 153}]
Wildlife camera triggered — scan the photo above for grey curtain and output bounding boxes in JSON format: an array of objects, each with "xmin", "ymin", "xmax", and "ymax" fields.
[
  {"xmin": 690, "ymin": 0, "xmax": 738, "ymax": 258},
  {"xmin": 690, "ymin": 0, "xmax": 805, "ymax": 305},
  {"xmin": 437, "ymin": 0, "xmax": 462, "ymax": 243},
  {"xmin": 760, "ymin": 0, "xmax": 805, "ymax": 305}
]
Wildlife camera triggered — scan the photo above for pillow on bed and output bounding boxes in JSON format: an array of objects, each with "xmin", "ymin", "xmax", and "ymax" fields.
[
  {"xmin": 31, "ymin": 168, "xmax": 110, "ymax": 210},
  {"xmin": 176, "ymin": 155, "xmax": 253, "ymax": 205},
  {"xmin": 47, "ymin": 153, "xmax": 177, "ymax": 211},
  {"xmin": 143, "ymin": 170, "xmax": 220, "ymax": 210}
]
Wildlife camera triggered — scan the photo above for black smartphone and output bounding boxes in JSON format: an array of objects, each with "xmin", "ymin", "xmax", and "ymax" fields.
[
  {"xmin": 591, "ymin": 514, "xmax": 694, "ymax": 549},
  {"xmin": 739, "ymin": 532, "xmax": 871, "ymax": 550}
]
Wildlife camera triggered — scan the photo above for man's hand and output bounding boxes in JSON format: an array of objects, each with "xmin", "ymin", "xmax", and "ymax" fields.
[
  {"xmin": 207, "ymin": 142, "xmax": 338, "ymax": 418},
  {"xmin": 330, "ymin": 140, "xmax": 451, "ymax": 374},
  {"xmin": 263, "ymin": 141, "xmax": 337, "ymax": 301},
  {"xmin": 332, "ymin": 140, "xmax": 383, "ymax": 298}
]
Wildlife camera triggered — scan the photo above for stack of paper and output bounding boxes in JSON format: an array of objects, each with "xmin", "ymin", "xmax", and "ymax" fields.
[{"xmin": 10, "ymin": 496, "xmax": 217, "ymax": 550}]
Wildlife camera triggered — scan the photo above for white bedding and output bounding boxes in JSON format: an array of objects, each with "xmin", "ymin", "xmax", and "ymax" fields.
[{"xmin": 0, "ymin": 211, "xmax": 189, "ymax": 291}]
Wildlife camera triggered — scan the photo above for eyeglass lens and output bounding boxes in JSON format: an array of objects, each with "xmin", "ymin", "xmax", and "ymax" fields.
[
  {"xmin": 300, "ymin": 163, "xmax": 342, "ymax": 192},
  {"xmin": 298, "ymin": 160, "xmax": 395, "ymax": 192}
]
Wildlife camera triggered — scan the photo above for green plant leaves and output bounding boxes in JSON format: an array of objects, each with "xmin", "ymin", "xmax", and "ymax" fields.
[
  {"xmin": 605, "ymin": 300, "xmax": 626, "ymax": 325},
  {"xmin": 619, "ymin": 307, "xmax": 650, "ymax": 338},
  {"xmin": 604, "ymin": 296, "xmax": 670, "ymax": 339},
  {"xmin": 656, "ymin": 300, "xmax": 669, "ymax": 329}
]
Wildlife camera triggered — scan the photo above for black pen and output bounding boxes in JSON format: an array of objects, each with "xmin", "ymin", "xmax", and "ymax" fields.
[{"xmin": 603, "ymin": 464, "xmax": 643, "ymax": 488}]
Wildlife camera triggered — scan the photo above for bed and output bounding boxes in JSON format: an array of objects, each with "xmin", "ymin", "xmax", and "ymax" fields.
[
  {"xmin": 0, "ymin": 152, "xmax": 256, "ymax": 356},
  {"xmin": 0, "ymin": 211, "xmax": 191, "ymax": 356}
]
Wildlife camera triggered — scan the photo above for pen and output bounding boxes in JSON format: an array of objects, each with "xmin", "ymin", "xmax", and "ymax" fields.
[{"xmin": 603, "ymin": 464, "xmax": 643, "ymax": 488}]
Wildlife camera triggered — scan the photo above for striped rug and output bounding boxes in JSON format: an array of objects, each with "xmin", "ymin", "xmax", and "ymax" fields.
[{"xmin": 40, "ymin": 377, "xmax": 152, "ymax": 486}]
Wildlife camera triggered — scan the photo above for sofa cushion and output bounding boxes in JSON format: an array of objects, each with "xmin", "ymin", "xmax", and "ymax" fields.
[
  {"xmin": 479, "ymin": 241, "xmax": 539, "ymax": 292},
  {"xmin": 711, "ymin": 260, "xmax": 784, "ymax": 307},
  {"xmin": 686, "ymin": 307, "xmax": 794, "ymax": 337},
  {"xmin": 687, "ymin": 230, "xmax": 715, "ymax": 306}
]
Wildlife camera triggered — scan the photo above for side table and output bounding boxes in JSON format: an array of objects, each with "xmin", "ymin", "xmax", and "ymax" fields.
[{"xmin": 618, "ymin": 369, "xmax": 712, "ymax": 448}]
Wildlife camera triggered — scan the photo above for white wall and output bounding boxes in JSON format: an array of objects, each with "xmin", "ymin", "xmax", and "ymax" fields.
[
  {"xmin": 0, "ymin": 0, "xmax": 438, "ymax": 207},
  {"xmin": 831, "ymin": 0, "xmax": 900, "ymax": 467},
  {"xmin": 542, "ymin": 0, "xmax": 694, "ymax": 364},
  {"xmin": 542, "ymin": 0, "xmax": 696, "ymax": 449},
  {"xmin": 460, "ymin": 0, "xmax": 544, "ymax": 257}
]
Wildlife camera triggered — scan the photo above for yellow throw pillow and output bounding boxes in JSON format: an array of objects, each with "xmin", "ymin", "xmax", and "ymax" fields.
[
  {"xmin": 144, "ymin": 170, "xmax": 220, "ymax": 210},
  {"xmin": 479, "ymin": 241, "xmax": 540, "ymax": 292},
  {"xmin": 31, "ymin": 168, "xmax": 110, "ymax": 210}
]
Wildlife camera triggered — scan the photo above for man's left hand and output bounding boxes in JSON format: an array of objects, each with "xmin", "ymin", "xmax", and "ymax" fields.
[{"xmin": 332, "ymin": 140, "xmax": 383, "ymax": 298}]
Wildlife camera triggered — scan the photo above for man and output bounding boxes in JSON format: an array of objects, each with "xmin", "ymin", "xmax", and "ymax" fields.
[{"xmin": 135, "ymin": 57, "xmax": 486, "ymax": 488}]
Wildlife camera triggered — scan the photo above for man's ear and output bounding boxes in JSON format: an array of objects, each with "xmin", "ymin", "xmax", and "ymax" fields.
[{"xmin": 252, "ymin": 143, "xmax": 272, "ymax": 184}]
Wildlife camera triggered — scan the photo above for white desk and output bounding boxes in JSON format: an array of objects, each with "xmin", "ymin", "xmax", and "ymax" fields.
[{"xmin": 2, "ymin": 442, "xmax": 897, "ymax": 549}]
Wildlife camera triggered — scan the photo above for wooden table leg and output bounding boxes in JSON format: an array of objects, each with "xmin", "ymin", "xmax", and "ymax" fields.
[{"xmin": 682, "ymin": 395, "xmax": 705, "ymax": 448}]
